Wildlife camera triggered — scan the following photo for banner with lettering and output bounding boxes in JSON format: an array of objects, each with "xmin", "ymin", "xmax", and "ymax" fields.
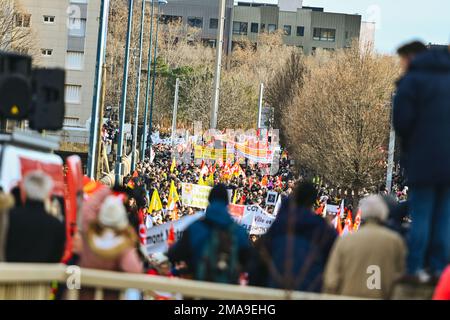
[{"xmin": 181, "ymin": 183, "xmax": 212, "ymax": 209}]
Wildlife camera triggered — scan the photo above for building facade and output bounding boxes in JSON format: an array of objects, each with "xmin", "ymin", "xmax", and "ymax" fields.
[
  {"xmin": 162, "ymin": 0, "xmax": 362, "ymax": 55},
  {"xmin": 18, "ymin": 0, "xmax": 100, "ymax": 129}
]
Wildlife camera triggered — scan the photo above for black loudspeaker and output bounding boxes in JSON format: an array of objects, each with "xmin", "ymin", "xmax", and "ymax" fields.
[
  {"xmin": 0, "ymin": 52, "xmax": 32, "ymax": 120},
  {"xmin": 29, "ymin": 68, "xmax": 65, "ymax": 131}
]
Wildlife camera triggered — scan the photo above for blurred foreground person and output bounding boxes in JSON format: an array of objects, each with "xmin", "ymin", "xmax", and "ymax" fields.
[
  {"xmin": 0, "ymin": 192, "xmax": 14, "ymax": 261},
  {"xmin": 323, "ymin": 195, "xmax": 406, "ymax": 299},
  {"xmin": 396, "ymin": 41, "xmax": 427, "ymax": 72},
  {"xmin": 78, "ymin": 189, "xmax": 143, "ymax": 299},
  {"xmin": 168, "ymin": 184, "xmax": 252, "ymax": 284},
  {"xmin": 433, "ymin": 266, "xmax": 450, "ymax": 300},
  {"xmin": 249, "ymin": 182, "xmax": 337, "ymax": 292},
  {"xmin": 394, "ymin": 43, "xmax": 450, "ymax": 281},
  {"xmin": 5, "ymin": 171, "xmax": 66, "ymax": 263}
]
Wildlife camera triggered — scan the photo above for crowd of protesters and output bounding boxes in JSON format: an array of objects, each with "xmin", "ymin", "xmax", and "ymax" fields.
[{"xmin": 0, "ymin": 41, "xmax": 449, "ymax": 300}]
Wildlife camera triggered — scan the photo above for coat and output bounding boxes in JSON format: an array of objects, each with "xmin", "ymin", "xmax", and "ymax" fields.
[
  {"xmin": 5, "ymin": 200, "xmax": 66, "ymax": 263},
  {"xmin": 0, "ymin": 193, "xmax": 14, "ymax": 262},
  {"xmin": 323, "ymin": 221, "xmax": 406, "ymax": 299},
  {"xmin": 168, "ymin": 200, "xmax": 252, "ymax": 282},
  {"xmin": 393, "ymin": 47, "xmax": 450, "ymax": 186},
  {"xmin": 249, "ymin": 199, "xmax": 337, "ymax": 292},
  {"xmin": 433, "ymin": 266, "xmax": 450, "ymax": 300}
]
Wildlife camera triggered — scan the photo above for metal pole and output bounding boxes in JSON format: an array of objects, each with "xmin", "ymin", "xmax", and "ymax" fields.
[
  {"xmin": 115, "ymin": 0, "xmax": 135, "ymax": 186},
  {"xmin": 87, "ymin": 0, "xmax": 110, "ymax": 178},
  {"xmin": 131, "ymin": 0, "xmax": 147, "ymax": 172},
  {"xmin": 257, "ymin": 82, "xmax": 264, "ymax": 129},
  {"xmin": 171, "ymin": 78, "xmax": 180, "ymax": 147},
  {"xmin": 210, "ymin": 0, "xmax": 226, "ymax": 129},
  {"xmin": 95, "ymin": 64, "xmax": 107, "ymax": 180},
  {"xmin": 386, "ymin": 97, "xmax": 396, "ymax": 193},
  {"xmin": 141, "ymin": 0, "xmax": 155, "ymax": 159},
  {"xmin": 147, "ymin": 2, "xmax": 161, "ymax": 150}
]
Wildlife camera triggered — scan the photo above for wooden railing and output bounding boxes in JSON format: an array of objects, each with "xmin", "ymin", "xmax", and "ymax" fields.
[{"xmin": 0, "ymin": 263, "xmax": 358, "ymax": 300}]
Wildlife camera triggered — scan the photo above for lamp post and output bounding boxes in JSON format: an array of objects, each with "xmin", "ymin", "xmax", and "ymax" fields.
[
  {"xmin": 130, "ymin": 0, "xmax": 147, "ymax": 172},
  {"xmin": 115, "ymin": 0, "xmax": 135, "ymax": 186},
  {"xmin": 146, "ymin": 0, "xmax": 167, "ymax": 152},
  {"xmin": 87, "ymin": 0, "xmax": 110, "ymax": 179},
  {"xmin": 141, "ymin": 0, "xmax": 156, "ymax": 159}
]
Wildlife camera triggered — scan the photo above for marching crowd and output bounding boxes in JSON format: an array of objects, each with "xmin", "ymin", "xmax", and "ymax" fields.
[{"xmin": 0, "ymin": 41, "xmax": 449, "ymax": 300}]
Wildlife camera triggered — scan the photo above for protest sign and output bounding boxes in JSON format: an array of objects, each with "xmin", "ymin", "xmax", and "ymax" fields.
[
  {"xmin": 146, "ymin": 211, "xmax": 205, "ymax": 254},
  {"xmin": 181, "ymin": 183, "xmax": 212, "ymax": 209},
  {"xmin": 266, "ymin": 191, "xmax": 278, "ymax": 206}
]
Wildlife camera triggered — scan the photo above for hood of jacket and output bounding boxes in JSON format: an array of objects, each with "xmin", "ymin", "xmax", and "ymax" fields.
[
  {"xmin": 204, "ymin": 200, "xmax": 234, "ymax": 227},
  {"xmin": 410, "ymin": 48, "xmax": 450, "ymax": 73}
]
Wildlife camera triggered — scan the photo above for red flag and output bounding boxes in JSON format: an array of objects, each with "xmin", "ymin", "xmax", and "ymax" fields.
[
  {"xmin": 167, "ymin": 224, "xmax": 175, "ymax": 247},
  {"xmin": 353, "ymin": 209, "xmax": 362, "ymax": 231},
  {"xmin": 132, "ymin": 170, "xmax": 139, "ymax": 178}
]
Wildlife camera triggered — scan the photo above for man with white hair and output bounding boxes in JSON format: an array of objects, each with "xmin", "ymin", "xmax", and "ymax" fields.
[
  {"xmin": 322, "ymin": 195, "xmax": 406, "ymax": 299},
  {"xmin": 5, "ymin": 171, "xmax": 66, "ymax": 263}
]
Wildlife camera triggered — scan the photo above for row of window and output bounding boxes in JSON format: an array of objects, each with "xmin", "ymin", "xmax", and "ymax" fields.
[
  {"xmin": 41, "ymin": 50, "xmax": 85, "ymax": 70},
  {"xmin": 160, "ymin": 15, "xmax": 335, "ymax": 42}
]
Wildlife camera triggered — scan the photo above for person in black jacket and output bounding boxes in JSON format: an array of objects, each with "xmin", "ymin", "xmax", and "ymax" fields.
[
  {"xmin": 248, "ymin": 182, "xmax": 337, "ymax": 292},
  {"xmin": 5, "ymin": 171, "xmax": 66, "ymax": 263},
  {"xmin": 394, "ymin": 43, "xmax": 450, "ymax": 282}
]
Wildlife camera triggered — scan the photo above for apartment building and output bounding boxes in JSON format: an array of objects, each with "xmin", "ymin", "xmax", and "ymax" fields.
[
  {"xmin": 18, "ymin": 0, "xmax": 100, "ymax": 129},
  {"xmin": 161, "ymin": 0, "xmax": 362, "ymax": 54}
]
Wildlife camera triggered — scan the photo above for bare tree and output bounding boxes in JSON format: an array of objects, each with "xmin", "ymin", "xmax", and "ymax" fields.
[
  {"xmin": 0, "ymin": 0, "xmax": 37, "ymax": 57},
  {"xmin": 284, "ymin": 44, "xmax": 400, "ymax": 196}
]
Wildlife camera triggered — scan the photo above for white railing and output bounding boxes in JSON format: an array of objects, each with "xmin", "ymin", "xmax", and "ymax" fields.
[{"xmin": 0, "ymin": 263, "xmax": 360, "ymax": 300}]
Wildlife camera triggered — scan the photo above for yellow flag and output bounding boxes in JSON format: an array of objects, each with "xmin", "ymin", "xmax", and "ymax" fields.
[
  {"xmin": 168, "ymin": 180, "xmax": 180, "ymax": 210},
  {"xmin": 198, "ymin": 175, "xmax": 206, "ymax": 186},
  {"xmin": 206, "ymin": 173, "xmax": 215, "ymax": 187},
  {"xmin": 170, "ymin": 158, "xmax": 176, "ymax": 173},
  {"xmin": 148, "ymin": 189, "xmax": 163, "ymax": 214},
  {"xmin": 232, "ymin": 189, "xmax": 238, "ymax": 204}
]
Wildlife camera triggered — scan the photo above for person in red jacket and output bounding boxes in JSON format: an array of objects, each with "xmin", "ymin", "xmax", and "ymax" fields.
[{"xmin": 433, "ymin": 266, "xmax": 450, "ymax": 300}]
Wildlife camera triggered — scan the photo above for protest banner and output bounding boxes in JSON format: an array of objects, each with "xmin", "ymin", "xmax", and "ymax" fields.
[
  {"xmin": 266, "ymin": 191, "xmax": 278, "ymax": 206},
  {"xmin": 229, "ymin": 204, "xmax": 276, "ymax": 235},
  {"xmin": 146, "ymin": 211, "xmax": 205, "ymax": 254},
  {"xmin": 181, "ymin": 183, "xmax": 212, "ymax": 209}
]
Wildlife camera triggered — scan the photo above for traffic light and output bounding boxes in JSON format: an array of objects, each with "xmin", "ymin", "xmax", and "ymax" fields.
[
  {"xmin": 0, "ymin": 52, "xmax": 32, "ymax": 120},
  {"xmin": 29, "ymin": 68, "xmax": 65, "ymax": 131},
  {"xmin": 0, "ymin": 51, "xmax": 66, "ymax": 131}
]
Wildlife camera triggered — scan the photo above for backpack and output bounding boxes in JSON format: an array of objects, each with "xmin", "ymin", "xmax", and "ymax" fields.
[{"xmin": 196, "ymin": 222, "xmax": 241, "ymax": 284}]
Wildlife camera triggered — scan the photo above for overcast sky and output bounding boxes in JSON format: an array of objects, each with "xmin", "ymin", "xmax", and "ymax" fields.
[{"xmin": 303, "ymin": 0, "xmax": 450, "ymax": 54}]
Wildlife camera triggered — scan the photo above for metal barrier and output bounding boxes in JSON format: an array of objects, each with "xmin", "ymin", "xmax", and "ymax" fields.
[{"xmin": 0, "ymin": 263, "xmax": 358, "ymax": 300}]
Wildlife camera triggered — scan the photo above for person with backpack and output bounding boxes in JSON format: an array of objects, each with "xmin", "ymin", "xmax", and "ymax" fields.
[{"xmin": 168, "ymin": 184, "xmax": 252, "ymax": 284}]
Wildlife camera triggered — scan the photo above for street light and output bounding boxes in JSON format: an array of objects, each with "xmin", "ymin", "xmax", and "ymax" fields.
[
  {"xmin": 130, "ymin": 0, "xmax": 148, "ymax": 172},
  {"xmin": 115, "ymin": 0, "xmax": 135, "ymax": 186},
  {"xmin": 87, "ymin": 0, "xmax": 110, "ymax": 179},
  {"xmin": 145, "ymin": 0, "xmax": 167, "ymax": 155}
]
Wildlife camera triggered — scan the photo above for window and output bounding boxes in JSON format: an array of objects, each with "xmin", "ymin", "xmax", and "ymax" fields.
[
  {"xmin": 209, "ymin": 18, "xmax": 218, "ymax": 29},
  {"xmin": 160, "ymin": 15, "xmax": 182, "ymax": 24},
  {"xmin": 296, "ymin": 26, "xmax": 305, "ymax": 37},
  {"xmin": 283, "ymin": 25, "xmax": 292, "ymax": 36},
  {"xmin": 64, "ymin": 117, "xmax": 80, "ymax": 127},
  {"xmin": 233, "ymin": 21, "xmax": 248, "ymax": 35},
  {"xmin": 250, "ymin": 23, "xmax": 258, "ymax": 33},
  {"xmin": 66, "ymin": 51, "xmax": 84, "ymax": 70},
  {"xmin": 43, "ymin": 15, "xmax": 55, "ymax": 23},
  {"xmin": 268, "ymin": 24, "xmax": 277, "ymax": 34},
  {"xmin": 41, "ymin": 49, "xmax": 53, "ymax": 56},
  {"xmin": 187, "ymin": 17, "xmax": 203, "ymax": 29},
  {"xmin": 313, "ymin": 28, "xmax": 336, "ymax": 42},
  {"xmin": 15, "ymin": 13, "xmax": 31, "ymax": 28},
  {"xmin": 260, "ymin": 23, "xmax": 266, "ymax": 32},
  {"xmin": 68, "ymin": 18, "xmax": 86, "ymax": 37},
  {"xmin": 65, "ymin": 85, "xmax": 81, "ymax": 104}
]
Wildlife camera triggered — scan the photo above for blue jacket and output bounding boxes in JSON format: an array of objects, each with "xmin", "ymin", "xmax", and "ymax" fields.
[
  {"xmin": 168, "ymin": 201, "xmax": 252, "ymax": 280},
  {"xmin": 394, "ymin": 48, "xmax": 450, "ymax": 186},
  {"xmin": 249, "ymin": 199, "xmax": 337, "ymax": 292}
]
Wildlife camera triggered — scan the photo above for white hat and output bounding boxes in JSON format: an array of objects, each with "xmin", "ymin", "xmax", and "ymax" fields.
[
  {"xmin": 359, "ymin": 195, "xmax": 389, "ymax": 222},
  {"xmin": 98, "ymin": 196, "xmax": 129, "ymax": 230},
  {"xmin": 23, "ymin": 171, "xmax": 53, "ymax": 201}
]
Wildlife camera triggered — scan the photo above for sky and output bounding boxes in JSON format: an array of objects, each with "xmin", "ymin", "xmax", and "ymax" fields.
[{"xmin": 303, "ymin": 0, "xmax": 450, "ymax": 54}]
